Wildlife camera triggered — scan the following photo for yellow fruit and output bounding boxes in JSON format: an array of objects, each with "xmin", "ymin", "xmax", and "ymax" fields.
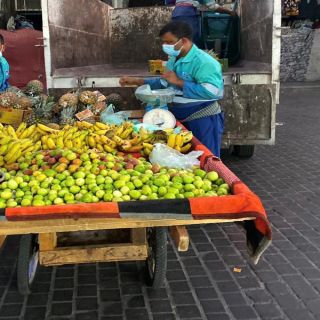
[
  {"xmin": 88, "ymin": 136, "xmax": 96, "ymax": 148},
  {"xmin": 6, "ymin": 125, "xmax": 18, "ymax": 139},
  {"xmin": 6, "ymin": 148, "xmax": 22, "ymax": 164},
  {"xmin": 0, "ymin": 136, "xmax": 11, "ymax": 145},
  {"xmin": 174, "ymin": 134, "xmax": 184, "ymax": 148},
  {"xmin": 103, "ymin": 144, "xmax": 115, "ymax": 153},
  {"xmin": 181, "ymin": 131, "xmax": 193, "ymax": 143},
  {"xmin": 96, "ymin": 144, "xmax": 104, "ymax": 152},
  {"xmin": 120, "ymin": 127, "xmax": 133, "ymax": 139},
  {"xmin": 4, "ymin": 141, "xmax": 20, "ymax": 162},
  {"xmin": 112, "ymin": 135, "xmax": 124, "ymax": 146},
  {"xmin": 0, "ymin": 144, "xmax": 8, "ymax": 156},
  {"xmin": 16, "ymin": 122, "xmax": 27, "ymax": 137},
  {"xmin": 47, "ymin": 138, "xmax": 56, "ymax": 149},
  {"xmin": 95, "ymin": 122, "xmax": 109, "ymax": 130},
  {"xmin": 64, "ymin": 140, "xmax": 73, "ymax": 149},
  {"xmin": 95, "ymin": 130, "xmax": 108, "ymax": 135},
  {"xmin": 167, "ymin": 133, "xmax": 177, "ymax": 148},
  {"xmin": 20, "ymin": 140, "xmax": 33, "ymax": 151},
  {"xmin": 143, "ymin": 142, "xmax": 154, "ymax": 149},
  {"xmin": 180, "ymin": 143, "xmax": 192, "ymax": 153},
  {"xmin": 20, "ymin": 125, "xmax": 36, "ymax": 139},
  {"xmin": 56, "ymin": 137, "xmax": 64, "ymax": 149},
  {"xmin": 104, "ymin": 137, "xmax": 117, "ymax": 149},
  {"xmin": 115, "ymin": 125, "xmax": 125, "ymax": 136},
  {"xmin": 37, "ymin": 123, "xmax": 60, "ymax": 133}
]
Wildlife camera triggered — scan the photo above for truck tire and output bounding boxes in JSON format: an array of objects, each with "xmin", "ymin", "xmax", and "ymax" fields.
[
  {"xmin": 145, "ymin": 227, "xmax": 167, "ymax": 289},
  {"xmin": 17, "ymin": 235, "xmax": 39, "ymax": 295},
  {"xmin": 233, "ymin": 145, "xmax": 255, "ymax": 158}
]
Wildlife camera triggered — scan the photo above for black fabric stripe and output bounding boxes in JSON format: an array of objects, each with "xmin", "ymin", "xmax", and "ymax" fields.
[
  {"xmin": 0, "ymin": 208, "xmax": 5, "ymax": 216},
  {"xmin": 119, "ymin": 199, "xmax": 191, "ymax": 215}
]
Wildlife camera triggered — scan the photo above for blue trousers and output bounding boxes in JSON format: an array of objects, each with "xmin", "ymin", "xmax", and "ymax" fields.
[{"xmin": 183, "ymin": 113, "xmax": 224, "ymax": 157}]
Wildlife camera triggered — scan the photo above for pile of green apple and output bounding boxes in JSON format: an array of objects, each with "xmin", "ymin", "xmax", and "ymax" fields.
[{"xmin": 0, "ymin": 149, "xmax": 230, "ymax": 208}]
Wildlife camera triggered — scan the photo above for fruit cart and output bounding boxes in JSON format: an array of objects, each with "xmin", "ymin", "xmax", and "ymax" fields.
[{"xmin": 0, "ymin": 136, "xmax": 272, "ymax": 295}]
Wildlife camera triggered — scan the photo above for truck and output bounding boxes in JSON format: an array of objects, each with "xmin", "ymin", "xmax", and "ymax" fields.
[{"xmin": 1, "ymin": 0, "xmax": 281, "ymax": 158}]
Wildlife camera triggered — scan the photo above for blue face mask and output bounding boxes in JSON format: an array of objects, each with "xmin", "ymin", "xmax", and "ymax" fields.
[{"xmin": 162, "ymin": 40, "xmax": 182, "ymax": 57}]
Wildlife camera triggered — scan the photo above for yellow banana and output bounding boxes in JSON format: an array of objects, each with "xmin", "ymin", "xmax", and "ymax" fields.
[
  {"xmin": 20, "ymin": 140, "xmax": 33, "ymax": 151},
  {"xmin": 180, "ymin": 143, "xmax": 192, "ymax": 153},
  {"xmin": 6, "ymin": 148, "xmax": 22, "ymax": 164},
  {"xmin": 112, "ymin": 135, "xmax": 124, "ymax": 146},
  {"xmin": 143, "ymin": 142, "xmax": 154, "ymax": 149},
  {"xmin": 47, "ymin": 137, "xmax": 56, "ymax": 149},
  {"xmin": 181, "ymin": 131, "xmax": 193, "ymax": 143},
  {"xmin": 34, "ymin": 141, "xmax": 41, "ymax": 151},
  {"xmin": 174, "ymin": 134, "xmax": 184, "ymax": 148},
  {"xmin": 95, "ymin": 130, "xmax": 108, "ymax": 135},
  {"xmin": 0, "ymin": 144, "xmax": 8, "ymax": 156},
  {"xmin": 16, "ymin": 122, "xmax": 27, "ymax": 137},
  {"xmin": 96, "ymin": 144, "xmax": 104, "ymax": 152},
  {"xmin": 37, "ymin": 123, "xmax": 58, "ymax": 133},
  {"xmin": 88, "ymin": 136, "xmax": 96, "ymax": 148},
  {"xmin": 115, "ymin": 125, "xmax": 125, "ymax": 137},
  {"xmin": 4, "ymin": 141, "xmax": 21, "ymax": 162},
  {"xmin": 41, "ymin": 136, "xmax": 48, "ymax": 145},
  {"xmin": 167, "ymin": 133, "xmax": 177, "ymax": 148},
  {"xmin": 104, "ymin": 137, "xmax": 117, "ymax": 149},
  {"xmin": 20, "ymin": 125, "xmax": 36, "ymax": 139},
  {"xmin": 56, "ymin": 136, "xmax": 64, "ymax": 149},
  {"xmin": 120, "ymin": 127, "xmax": 133, "ymax": 139},
  {"xmin": 80, "ymin": 121, "xmax": 93, "ymax": 129},
  {"xmin": 103, "ymin": 144, "xmax": 115, "ymax": 153},
  {"xmin": 0, "ymin": 123, "xmax": 3, "ymax": 130},
  {"xmin": 95, "ymin": 122, "xmax": 109, "ymax": 130},
  {"xmin": 0, "ymin": 136, "xmax": 12, "ymax": 145},
  {"xmin": 6, "ymin": 125, "xmax": 18, "ymax": 139},
  {"xmin": 64, "ymin": 140, "xmax": 73, "ymax": 149}
]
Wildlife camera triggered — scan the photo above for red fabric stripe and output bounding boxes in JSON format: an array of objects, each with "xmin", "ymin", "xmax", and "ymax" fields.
[{"xmin": 6, "ymin": 202, "xmax": 120, "ymax": 221}]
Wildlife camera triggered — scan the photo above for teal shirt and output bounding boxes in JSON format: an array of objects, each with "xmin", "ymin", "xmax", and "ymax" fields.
[{"xmin": 165, "ymin": 44, "xmax": 223, "ymax": 100}]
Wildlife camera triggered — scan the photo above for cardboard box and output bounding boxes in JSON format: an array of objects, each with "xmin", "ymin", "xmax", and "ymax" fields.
[{"xmin": 0, "ymin": 108, "xmax": 31, "ymax": 128}]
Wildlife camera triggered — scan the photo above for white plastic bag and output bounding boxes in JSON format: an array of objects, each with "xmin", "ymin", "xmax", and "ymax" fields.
[
  {"xmin": 149, "ymin": 143, "xmax": 203, "ymax": 169},
  {"xmin": 100, "ymin": 105, "xmax": 131, "ymax": 126}
]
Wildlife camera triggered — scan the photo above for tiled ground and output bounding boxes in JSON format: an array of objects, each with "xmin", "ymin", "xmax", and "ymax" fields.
[{"xmin": 1, "ymin": 84, "xmax": 320, "ymax": 320}]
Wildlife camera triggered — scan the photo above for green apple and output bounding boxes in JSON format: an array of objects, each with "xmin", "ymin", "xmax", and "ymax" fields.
[
  {"xmin": 129, "ymin": 190, "xmax": 141, "ymax": 200},
  {"xmin": 206, "ymin": 171, "xmax": 219, "ymax": 182},
  {"xmin": 7, "ymin": 179, "xmax": 18, "ymax": 190},
  {"xmin": 96, "ymin": 190, "xmax": 105, "ymax": 199},
  {"xmin": 21, "ymin": 198, "xmax": 32, "ymax": 207},
  {"xmin": 54, "ymin": 197, "xmax": 64, "ymax": 205}
]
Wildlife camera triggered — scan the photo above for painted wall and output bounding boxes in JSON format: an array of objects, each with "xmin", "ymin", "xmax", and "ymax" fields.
[{"xmin": 48, "ymin": 0, "xmax": 111, "ymax": 72}]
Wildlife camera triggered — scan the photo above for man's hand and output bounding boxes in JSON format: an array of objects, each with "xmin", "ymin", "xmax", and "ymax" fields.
[
  {"xmin": 119, "ymin": 77, "xmax": 144, "ymax": 87},
  {"xmin": 162, "ymin": 71, "xmax": 184, "ymax": 88}
]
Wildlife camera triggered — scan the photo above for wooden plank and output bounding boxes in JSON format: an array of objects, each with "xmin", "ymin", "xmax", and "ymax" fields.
[
  {"xmin": 39, "ymin": 243, "xmax": 148, "ymax": 266},
  {"xmin": 0, "ymin": 217, "xmax": 255, "ymax": 236},
  {"xmin": 169, "ymin": 226, "xmax": 189, "ymax": 252},
  {"xmin": 131, "ymin": 228, "xmax": 146, "ymax": 245},
  {"xmin": 39, "ymin": 233, "xmax": 57, "ymax": 251},
  {"xmin": 0, "ymin": 235, "xmax": 6, "ymax": 249}
]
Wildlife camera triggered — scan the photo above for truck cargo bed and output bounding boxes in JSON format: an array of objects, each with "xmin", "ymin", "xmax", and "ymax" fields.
[{"xmin": 52, "ymin": 60, "xmax": 271, "ymax": 79}]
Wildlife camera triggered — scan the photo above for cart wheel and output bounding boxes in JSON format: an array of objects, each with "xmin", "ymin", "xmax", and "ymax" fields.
[
  {"xmin": 233, "ymin": 145, "xmax": 255, "ymax": 158},
  {"xmin": 17, "ymin": 235, "xmax": 39, "ymax": 295},
  {"xmin": 145, "ymin": 227, "xmax": 167, "ymax": 289}
]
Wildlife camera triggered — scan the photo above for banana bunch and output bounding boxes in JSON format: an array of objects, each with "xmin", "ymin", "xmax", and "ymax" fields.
[
  {"xmin": 0, "ymin": 123, "xmax": 42, "ymax": 166},
  {"xmin": 167, "ymin": 131, "xmax": 193, "ymax": 153}
]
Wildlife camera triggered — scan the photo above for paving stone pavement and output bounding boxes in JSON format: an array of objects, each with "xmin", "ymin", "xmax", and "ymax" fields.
[{"xmin": 1, "ymin": 85, "xmax": 320, "ymax": 320}]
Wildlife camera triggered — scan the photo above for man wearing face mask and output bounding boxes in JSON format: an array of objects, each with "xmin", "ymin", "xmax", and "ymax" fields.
[
  {"xmin": 119, "ymin": 21, "xmax": 224, "ymax": 157},
  {"xmin": 0, "ymin": 34, "xmax": 9, "ymax": 92}
]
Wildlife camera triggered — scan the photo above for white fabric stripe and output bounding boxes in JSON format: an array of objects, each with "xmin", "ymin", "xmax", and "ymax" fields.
[
  {"xmin": 173, "ymin": 96, "xmax": 214, "ymax": 104},
  {"xmin": 201, "ymin": 83, "xmax": 221, "ymax": 96}
]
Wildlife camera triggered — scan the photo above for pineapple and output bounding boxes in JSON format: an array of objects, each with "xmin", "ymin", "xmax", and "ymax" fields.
[
  {"xmin": 79, "ymin": 91, "xmax": 97, "ymax": 105},
  {"xmin": 25, "ymin": 80, "xmax": 44, "ymax": 96},
  {"xmin": 7, "ymin": 86, "xmax": 25, "ymax": 97},
  {"xmin": 58, "ymin": 93, "xmax": 79, "ymax": 111},
  {"xmin": 60, "ymin": 106, "xmax": 76, "ymax": 126},
  {"xmin": 0, "ymin": 92, "xmax": 18, "ymax": 108},
  {"xmin": 26, "ymin": 96, "xmax": 55, "ymax": 125},
  {"xmin": 15, "ymin": 96, "xmax": 33, "ymax": 110},
  {"xmin": 105, "ymin": 93, "xmax": 123, "ymax": 109}
]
